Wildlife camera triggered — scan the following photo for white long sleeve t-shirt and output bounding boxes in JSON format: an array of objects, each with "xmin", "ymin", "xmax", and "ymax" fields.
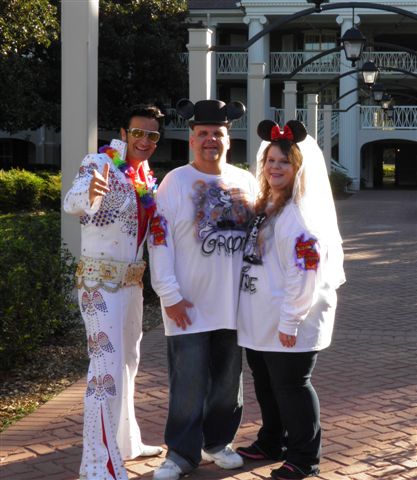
[
  {"xmin": 237, "ymin": 203, "xmax": 339, "ymax": 352},
  {"xmin": 149, "ymin": 163, "xmax": 257, "ymax": 336}
]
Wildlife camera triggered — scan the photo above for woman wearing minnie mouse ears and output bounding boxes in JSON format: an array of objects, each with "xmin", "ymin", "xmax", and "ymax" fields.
[{"xmin": 236, "ymin": 120, "xmax": 346, "ymax": 479}]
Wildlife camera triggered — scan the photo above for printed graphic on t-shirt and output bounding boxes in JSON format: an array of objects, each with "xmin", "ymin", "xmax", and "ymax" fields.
[
  {"xmin": 240, "ymin": 264, "xmax": 258, "ymax": 294},
  {"xmin": 295, "ymin": 234, "xmax": 320, "ymax": 271},
  {"xmin": 192, "ymin": 180, "xmax": 252, "ymax": 256},
  {"xmin": 243, "ymin": 213, "xmax": 267, "ymax": 265},
  {"xmin": 150, "ymin": 214, "xmax": 168, "ymax": 246}
]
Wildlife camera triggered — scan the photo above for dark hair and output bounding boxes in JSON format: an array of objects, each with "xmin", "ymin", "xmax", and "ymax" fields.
[{"xmin": 124, "ymin": 104, "xmax": 165, "ymax": 131}]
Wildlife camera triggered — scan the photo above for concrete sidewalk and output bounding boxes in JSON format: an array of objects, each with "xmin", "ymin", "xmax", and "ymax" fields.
[{"xmin": 1, "ymin": 190, "xmax": 416, "ymax": 480}]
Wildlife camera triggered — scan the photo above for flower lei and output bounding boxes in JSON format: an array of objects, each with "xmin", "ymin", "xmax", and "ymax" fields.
[{"xmin": 99, "ymin": 145, "xmax": 157, "ymax": 219}]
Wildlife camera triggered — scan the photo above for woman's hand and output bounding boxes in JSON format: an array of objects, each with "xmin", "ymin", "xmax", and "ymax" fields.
[{"xmin": 279, "ymin": 331, "xmax": 297, "ymax": 348}]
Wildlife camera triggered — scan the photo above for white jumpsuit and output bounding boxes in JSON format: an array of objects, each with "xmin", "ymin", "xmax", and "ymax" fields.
[{"xmin": 64, "ymin": 145, "xmax": 148, "ymax": 480}]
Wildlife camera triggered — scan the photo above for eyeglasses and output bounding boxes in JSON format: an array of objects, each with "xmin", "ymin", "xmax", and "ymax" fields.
[{"xmin": 127, "ymin": 128, "xmax": 160, "ymax": 143}]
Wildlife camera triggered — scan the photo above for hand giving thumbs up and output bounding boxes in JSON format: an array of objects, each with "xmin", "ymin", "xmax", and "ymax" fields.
[{"xmin": 89, "ymin": 163, "xmax": 110, "ymax": 206}]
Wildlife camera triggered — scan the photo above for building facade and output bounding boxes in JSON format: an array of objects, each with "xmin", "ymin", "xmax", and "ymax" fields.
[
  {"xmin": 2, "ymin": 0, "xmax": 416, "ymax": 190},
  {"xmin": 163, "ymin": 0, "xmax": 417, "ymax": 189}
]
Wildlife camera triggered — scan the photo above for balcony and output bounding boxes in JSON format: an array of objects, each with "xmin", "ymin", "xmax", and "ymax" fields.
[
  {"xmin": 179, "ymin": 51, "xmax": 417, "ymax": 75},
  {"xmin": 270, "ymin": 52, "xmax": 340, "ymax": 75},
  {"xmin": 360, "ymin": 106, "xmax": 417, "ymax": 130},
  {"xmin": 165, "ymin": 106, "xmax": 417, "ymax": 138}
]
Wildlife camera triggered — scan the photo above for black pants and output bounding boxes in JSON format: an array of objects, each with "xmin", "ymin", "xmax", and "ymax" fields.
[{"xmin": 246, "ymin": 348, "xmax": 321, "ymax": 475}]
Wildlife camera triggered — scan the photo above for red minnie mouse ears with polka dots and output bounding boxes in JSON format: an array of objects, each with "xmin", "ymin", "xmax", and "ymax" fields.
[{"xmin": 257, "ymin": 119, "xmax": 307, "ymax": 144}]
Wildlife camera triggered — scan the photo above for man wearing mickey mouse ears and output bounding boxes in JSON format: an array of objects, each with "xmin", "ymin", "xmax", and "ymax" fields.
[{"xmin": 149, "ymin": 99, "xmax": 257, "ymax": 479}]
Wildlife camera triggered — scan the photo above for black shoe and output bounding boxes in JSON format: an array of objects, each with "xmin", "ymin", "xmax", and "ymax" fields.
[
  {"xmin": 237, "ymin": 444, "xmax": 285, "ymax": 462},
  {"xmin": 271, "ymin": 462, "xmax": 319, "ymax": 480}
]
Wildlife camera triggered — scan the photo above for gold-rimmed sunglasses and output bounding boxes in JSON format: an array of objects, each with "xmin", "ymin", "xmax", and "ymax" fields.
[{"xmin": 127, "ymin": 128, "xmax": 160, "ymax": 143}]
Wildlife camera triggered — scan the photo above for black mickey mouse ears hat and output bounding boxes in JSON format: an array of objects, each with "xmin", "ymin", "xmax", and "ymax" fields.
[
  {"xmin": 176, "ymin": 98, "xmax": 246, "ymax": 128},
  {"xmin": 257, "ymin": 119, "xmax": 308, "ymax": 144}
]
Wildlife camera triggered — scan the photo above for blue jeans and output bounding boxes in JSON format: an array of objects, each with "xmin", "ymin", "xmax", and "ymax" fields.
[
  {"xmin": 165, "ymin": 329, "xmax": 243, "ymax": 471},
  {"xmin": 246, "ymin": 349, "xmax": 321, "ymax": 475}
]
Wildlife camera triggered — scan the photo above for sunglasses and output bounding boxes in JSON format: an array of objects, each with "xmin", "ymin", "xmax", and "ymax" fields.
[{"xmin": 127, "ymin": 128, "xmax": 160, "ymax": 143}]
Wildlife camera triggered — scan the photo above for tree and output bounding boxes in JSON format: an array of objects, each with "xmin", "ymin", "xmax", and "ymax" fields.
[
  {"xmin": 0, "ymin": 0, "xmax": 60, "ymax": 132},
  {"xmin": 98, "ymin": 0, "xmax": 188, "ymax": 130},
  {"xmin": 0, "ymin": 0, "xmax": 59, "ymax": 56},
  {"xmin": 0, "ymin": 0, "xmax": 188, "ymax": 133}
]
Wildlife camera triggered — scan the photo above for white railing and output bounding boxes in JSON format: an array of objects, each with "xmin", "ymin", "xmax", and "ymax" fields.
[
  {"xmin": 271, "ymin": 108, "xmax": 285, "ymax": 126},
  {"xmin": 165, "ymin": 108, "xmax": 188, "ymax": 130},
  {"xmin": 360, "ymin": 106, "xmax": 417, "ymax": 129},
  {"xmin": 230, "ymin": 112, "xmax": 247, "ymax": 130},
  {"xmin": 360, "ymin": 52, "xmax": 417, "ymax": 73},
  {"xmin": 166, "ymin": 106, "xmax": 416, "ymax": 133},
  {"xmin": 297, "ymin": 109, "xmax": 307, "ymax": 125},
  {"xmin": 183, "ymin": 51, "xmax": 417, "ymax": 75},
  {"xmin": 317, "ymin": 111, "xmax": 339, "ymax": 148},
  {"xmin": 270, "ymin": 51, "xmax": 340, "ymax": 75},
  {"xmin": 164, "ymin": 108, "xmax": 247, "ymax": 131},
  {"xmin": 217, "ymin": 52, "xmax": 248, "ymax": 74}
]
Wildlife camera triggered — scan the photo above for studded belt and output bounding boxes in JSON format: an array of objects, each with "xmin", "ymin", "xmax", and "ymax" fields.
[{"xmin": 75, "ymin": 255, "xmax": 146, "ymax": 292}]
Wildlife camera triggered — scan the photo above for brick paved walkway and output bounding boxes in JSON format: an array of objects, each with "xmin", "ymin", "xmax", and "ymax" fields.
[{"xmin": 1, "ymin": 190, "xmax": 416, "ymax": 480}]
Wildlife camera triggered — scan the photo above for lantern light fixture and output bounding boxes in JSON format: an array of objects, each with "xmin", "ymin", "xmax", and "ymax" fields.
[
  {"xmin": 381, "ymin": 93, "xmax": 392, "ymax": 110},
  {"xmin": 362, "ymin": 61, "xmax": 379, "ymax": 86},
  {"xmin": 341, "ymin": 27, "xmax": 366, "ymax": 66},
  {"xmin": 372, "ymin": 83, "xmax": 384, "ymax": 102}
]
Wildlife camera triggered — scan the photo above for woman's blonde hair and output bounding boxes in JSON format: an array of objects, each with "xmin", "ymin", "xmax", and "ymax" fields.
[{"xmin": 256, "ymin": 140, "xmax": 304, "ymax": 216}]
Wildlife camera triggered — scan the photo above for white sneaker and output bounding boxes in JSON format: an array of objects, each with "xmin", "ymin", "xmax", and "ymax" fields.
[
  {"xmin": 201, "ymin": 445, "xmax": 244, "ymax": 469},
  {"xmin": 153, "ymin": 459, "xmax": 183, "ymax": 480},
  {"xmin": 139, "ymin": 444, "xmax": 163, "ymax": 457}
]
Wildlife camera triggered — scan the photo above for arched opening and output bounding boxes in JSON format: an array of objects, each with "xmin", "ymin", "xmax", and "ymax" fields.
[{"xmin": 361, "ymin": 140, "xmax": 417, "ymax": 189}]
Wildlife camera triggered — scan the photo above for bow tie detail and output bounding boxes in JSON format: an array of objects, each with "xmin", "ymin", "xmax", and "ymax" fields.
[{"xmin": 271, "ymin": 124, "xmax": 294, "ymax": 141}]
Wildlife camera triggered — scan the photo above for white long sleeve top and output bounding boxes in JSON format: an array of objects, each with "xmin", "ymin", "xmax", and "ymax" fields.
[
  {"xmin": 148, "ymin": 163, "xmax": 257, "ymax": 336},
  {"xmin": 237, "ymin": 203, "xmax": 341, "ymax": 352}
]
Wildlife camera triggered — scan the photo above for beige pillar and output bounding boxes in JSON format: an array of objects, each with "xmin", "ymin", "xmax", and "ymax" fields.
[
  {"xmin": 187, "ymin": 28, "xmax": 214, "ymax": 103},
  {"xmin": 284, "ymin": 81, "xmax": 297, "ymax": 123},
  {"xmin": 323, "ymin": 104, "xmax": 332, "ymax": 173},
  {"xmin": 61, "ymin": 0, "xmax": 99, "ymax": 258},
  {"xmin": 247, "ymin": 63, "xmax": 267, "ymax": 175},
  {"xmin": 307, "ymin": 94, "xmax": 318, "ymax": 139}
]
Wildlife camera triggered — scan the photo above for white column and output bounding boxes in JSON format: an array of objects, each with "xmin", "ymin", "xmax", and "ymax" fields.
[
  {"xmin": 284, "ymin": 81, "xmax": 297, "ymax": 123},
  {"xmin": 187, "ymin": 28, "xmax": 214, "ymax": 103},
  {"xmin": 244, "ymin": 16, "xmax": 268, "ymax": 171},
  {"xmin": 61, "ymin": 0, "xmax": 99, "ymax": 258},
  {"xmin": 209, "ymin": 25, "xmax": 217, "ymax": 99},
  {"xmin": 264, "ymin": 33, "xmax": 271, "ymax": 118},
  {"xmin": 247, "ymin": 63, "xmax": 266, "ymax": 175},
  {"xmin": 337, "ymin": 14, "xmax": 360, "ymax": 190},
  {"xmin": 244, "ymin": 15, "xmax": 268, "ymax": 64},
  {"xmin": 323, "ymin": 104, "xmax": 332, "ymax": 173},
  {"xmin": 307, "ymin": 94, "xmax": 318, "ymax": 139}
]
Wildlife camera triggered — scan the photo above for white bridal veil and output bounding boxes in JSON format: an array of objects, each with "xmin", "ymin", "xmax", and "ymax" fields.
[{"xmin": 256, "ymin": 134, "xmax": 346, "ymax": 289}]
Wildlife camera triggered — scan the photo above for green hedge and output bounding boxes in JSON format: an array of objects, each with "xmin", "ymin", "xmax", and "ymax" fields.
[
  {"xmin": 0, "ymin": 212, "xmax": 79, "ymax": 369},
  {"xmin": 0, "ymin": 169, "xmax": 61, "ymax": 213}
]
